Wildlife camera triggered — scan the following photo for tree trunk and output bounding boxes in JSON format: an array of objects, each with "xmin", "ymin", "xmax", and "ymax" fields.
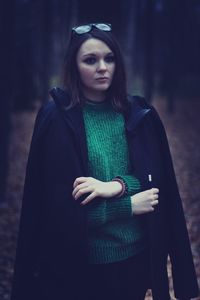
[{"xmin": 0, "ymin": 0, "xmax": 14, "ymax": 204}]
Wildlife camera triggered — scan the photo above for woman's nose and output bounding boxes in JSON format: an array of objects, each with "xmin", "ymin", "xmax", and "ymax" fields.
[{"xmin": 97, "ymin": 60, "xmax": 107, "ymax": 71}]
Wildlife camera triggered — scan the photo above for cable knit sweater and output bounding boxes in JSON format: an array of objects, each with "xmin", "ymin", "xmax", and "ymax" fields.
[{"xmin": 83, "ymin": 99, "xmax": 148, "ymax": 264}]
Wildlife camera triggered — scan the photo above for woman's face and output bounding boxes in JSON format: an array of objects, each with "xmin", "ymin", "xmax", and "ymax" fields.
[{"xmin": 76, "ymin": 38, "xmax": 115, "ymax": 101}]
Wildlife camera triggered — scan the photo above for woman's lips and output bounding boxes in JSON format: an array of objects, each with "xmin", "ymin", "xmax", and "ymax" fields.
[{"xmin": 96, "ymin": 77, "xmax": 109, "ymax": 82}]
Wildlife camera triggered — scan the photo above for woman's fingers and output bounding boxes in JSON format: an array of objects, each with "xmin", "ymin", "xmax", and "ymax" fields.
[
  {"xmin": 150, "ymin": 188, "xmax": 159, "ymax": 206},
  {"xmin": 73, "ymin": 186, "xmax": 92, "ymax": 200},
  {"xmin": 150, "ymin": 188, "xmax": 159, "ymax": 201},
  {"xmin": 73, "ymin": 177, "xmax": 88, "ymax": 188},
  {"xmin": 73, "ymin": 177, "xmax": 107, "ymax": 204},
  {"xmin": 72, "ymin": 182, "xmax": 89, "ymax": 198},
  {"xmin": 151, "ymin": 200, "xmax": 159, "ymax": 206},
  {"xmin": 72, "ymin": 177, "xmax": 97, "ymax": 200},
  {"xmin": 80, "ymin": 192, "xmax": 97, "ymax": 206},
  {"xmin": 152, "ymin": 188, "xmax": 159, "ymax": 193}
]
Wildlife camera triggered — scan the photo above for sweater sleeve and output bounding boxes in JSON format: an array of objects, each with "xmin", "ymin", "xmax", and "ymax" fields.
[{"xmin": 86, "ymin": 183, "xmax": 141, "ymax": 227}]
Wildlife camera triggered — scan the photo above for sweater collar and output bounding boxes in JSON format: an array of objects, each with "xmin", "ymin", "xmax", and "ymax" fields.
[{"xmin": 83, "ymin": 98, "xmax": 112, "ymax": 113}]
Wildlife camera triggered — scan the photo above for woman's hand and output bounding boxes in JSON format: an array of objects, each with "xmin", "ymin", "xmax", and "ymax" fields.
[
  {"xmin": 72, "ymin": 176, "xmax": 123, "ymax": 206},
  {"xmin": 131, "ymin": 188, "xmax": 159, "ymax": 215}
]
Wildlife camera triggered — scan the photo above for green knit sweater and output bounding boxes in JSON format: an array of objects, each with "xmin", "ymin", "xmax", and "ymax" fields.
[{"xmin": 82, "ymin": 100, "xmax": 147, "ymax": 264}]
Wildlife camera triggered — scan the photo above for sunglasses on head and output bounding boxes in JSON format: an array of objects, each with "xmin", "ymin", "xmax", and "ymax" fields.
[{"xmin": 72, "ymin": 23, "xmax": 112, "ymax": 35}]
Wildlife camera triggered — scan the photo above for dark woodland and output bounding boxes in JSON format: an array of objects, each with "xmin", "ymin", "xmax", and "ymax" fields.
[{"xmin": 0, "ymin": 0, "xmax": 200, "ymax": 299}]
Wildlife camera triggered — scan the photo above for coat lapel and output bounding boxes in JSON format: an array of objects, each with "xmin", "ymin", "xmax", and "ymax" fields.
[{"xmin": 62, "ymin": 106, "xmax": 89, "ymax": 175}]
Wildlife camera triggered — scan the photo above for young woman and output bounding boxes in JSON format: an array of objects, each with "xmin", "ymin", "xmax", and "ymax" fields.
[{"xmin": 11, "ymin": 23, "xmax": 199, "ymax": 300}]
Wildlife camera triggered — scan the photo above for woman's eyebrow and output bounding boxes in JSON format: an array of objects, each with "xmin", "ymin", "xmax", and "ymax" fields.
[
  {"xmin": 82, "ymin": 53, "xmax": 96, "ymax": 57},
  {"xmin": 82, "ymin": 51, "xmax": 113, "ymax": 57}
]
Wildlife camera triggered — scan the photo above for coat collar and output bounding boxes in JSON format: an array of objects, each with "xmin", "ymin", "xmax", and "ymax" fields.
[{"xmin": 49, "ymin": 87, "xmax": 151, "ymax": 134}]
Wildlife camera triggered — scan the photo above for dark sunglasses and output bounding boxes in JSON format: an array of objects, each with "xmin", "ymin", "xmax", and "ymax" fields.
[{"xmin": 72, "ymin": 23, "xmax": 112, "ymax": 35}]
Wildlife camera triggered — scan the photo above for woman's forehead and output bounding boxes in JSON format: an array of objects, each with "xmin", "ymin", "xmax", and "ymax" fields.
[{"xmin": 77, "ymin": 38, "xmax": 113, "ymax": 57}]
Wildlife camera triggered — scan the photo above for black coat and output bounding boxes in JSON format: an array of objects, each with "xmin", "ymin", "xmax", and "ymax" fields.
[{"xmin": 11, "ymin": 88, "xmax": 199, "ymax": 300}]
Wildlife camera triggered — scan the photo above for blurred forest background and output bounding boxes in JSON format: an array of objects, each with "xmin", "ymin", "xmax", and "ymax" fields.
[{"xmin": 0, "ymin": 0, "xmax": 200, "ymax": 299}]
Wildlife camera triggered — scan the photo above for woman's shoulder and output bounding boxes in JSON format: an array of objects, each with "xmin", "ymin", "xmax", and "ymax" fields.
[
  {"xmin": 128, "ymin": 94, "xmax": 162, "ymax": 117},
  {"xmin": 127, "ymin": 94, "xmax": 151, "ymax": 109},
  {"xmin": 126, "ymin": 94, "xmax": 165, "ymax": 130},
  {"xmin": 32, "ymin": 100, "xmax": 60, "ymax": 142},
  {"xmin": 36, "ymin": 100, "xmax": 58, "ymax": 126}
]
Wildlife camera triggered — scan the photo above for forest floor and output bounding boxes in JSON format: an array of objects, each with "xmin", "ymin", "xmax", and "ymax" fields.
[{"xmin": 0, "ymin": 95, "xmax": 200, "ymax": 300}]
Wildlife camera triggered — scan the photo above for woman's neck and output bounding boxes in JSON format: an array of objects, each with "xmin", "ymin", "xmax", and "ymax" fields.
[{"xmin": 82, "ymin": 88, "xmax": 106, "ymax": 103}]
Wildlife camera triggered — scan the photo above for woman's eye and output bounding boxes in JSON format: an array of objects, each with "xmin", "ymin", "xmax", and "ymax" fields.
[
  {"xmin": 84, "ymin": 57, "xmax": 96, "ymax": 64},
  {"xmin": 105, "ymin": 55, "xmax": 115, "ymax": 63}
]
